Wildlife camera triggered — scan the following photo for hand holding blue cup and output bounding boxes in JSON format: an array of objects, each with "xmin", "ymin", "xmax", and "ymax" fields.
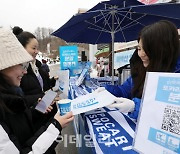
[{"xmin": 57, "ymin": 99, "xmax": 71, "ymax": 116}]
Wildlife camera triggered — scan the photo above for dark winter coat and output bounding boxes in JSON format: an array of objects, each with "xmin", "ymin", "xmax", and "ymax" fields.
[
  {"xmin": 20, "ymin": 59, "xmax": 57, "ymax": 131},
  {"xmin": 0, "ymin": 84, "xmax": 61, "ymax": 154},
  {"xmin": 20, "ymin": 59, "xmax": 56, "ymax": 107}
]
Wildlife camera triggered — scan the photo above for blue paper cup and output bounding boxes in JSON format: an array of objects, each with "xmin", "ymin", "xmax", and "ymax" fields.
[{"xmin": 57, "ymin": 99, "xmax": 71, "ymax": 116}]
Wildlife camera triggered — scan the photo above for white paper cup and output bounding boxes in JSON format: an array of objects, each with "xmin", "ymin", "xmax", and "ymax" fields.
[{"xmin": 57, "ymin": 99, "xmax": 71, "ymax": 116}]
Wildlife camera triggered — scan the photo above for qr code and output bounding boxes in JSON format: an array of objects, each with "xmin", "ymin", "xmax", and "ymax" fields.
[{"xmin": 161, "ymin": 106, "xmax": 180, "ymax": 135}]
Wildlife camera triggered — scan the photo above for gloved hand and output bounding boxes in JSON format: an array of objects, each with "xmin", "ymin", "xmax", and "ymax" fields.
[
  {"xmin": 93, "ymin": 87, "xmax": 106, "ymax": 93},
  {"xmin": 108, "ymin": 97, "xmax": 135, "ymax": 113}
]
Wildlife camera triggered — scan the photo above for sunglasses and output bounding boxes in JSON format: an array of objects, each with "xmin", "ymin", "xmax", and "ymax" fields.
[{"xmin": 20, "ymin": 62, "xmax": 30, "ymax": 70}]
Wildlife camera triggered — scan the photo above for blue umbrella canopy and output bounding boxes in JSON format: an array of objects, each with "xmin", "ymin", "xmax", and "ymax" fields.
[
  {"xmin": 131, "ymin": 3, "xmax": 180, "ymax": 19},
  {"xmin": 52, "ymin": 0, "xmax": 180, "ymax": 84},
  {"xmin": 88, "ymin": 0, "xmax": 143, "ymax": 12},
  {"xmin": 52, "ymin": 2, "xmax": 180, "ymax": 43},
  {"xmin": 53, "ymin": 0, "xmax": 145, "ymax": 44}
]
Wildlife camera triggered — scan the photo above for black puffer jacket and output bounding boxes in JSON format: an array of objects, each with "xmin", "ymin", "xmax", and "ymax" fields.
[
  {"xmin": 20, "ymin": 59, "xmax": 57, "ymax": 131},
  {"xmin": 0, "ymin": 85, "xmax": 61, "ymax": 154},
  {"xmin": 20, "ymin": 59, "xmax": 56, "ymax": 107}
]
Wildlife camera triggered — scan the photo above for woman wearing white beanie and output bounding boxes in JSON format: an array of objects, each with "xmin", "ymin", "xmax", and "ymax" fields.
[{"xmin": 0, "ymin": 28, "xmax": 74, "ymax": 153}]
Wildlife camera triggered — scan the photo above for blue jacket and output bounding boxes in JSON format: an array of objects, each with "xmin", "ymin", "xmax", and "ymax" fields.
[{"xmin": 105, "ymin": 57, "xmax": 180, "ymax": 120}]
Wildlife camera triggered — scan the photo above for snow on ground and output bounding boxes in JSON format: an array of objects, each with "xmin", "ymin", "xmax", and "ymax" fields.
[{"xmin": 36, "ymin": 53, "xmax": 60, "ymax": 66}]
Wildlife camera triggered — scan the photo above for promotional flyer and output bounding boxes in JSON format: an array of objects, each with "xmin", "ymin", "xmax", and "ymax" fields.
[{"xmin": 133, "ymin": 72, "xmax": 180, "ymax": 154}]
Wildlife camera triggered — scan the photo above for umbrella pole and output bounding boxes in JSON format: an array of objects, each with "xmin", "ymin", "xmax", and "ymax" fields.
[
  {"xmin": 111, "ymin": 32, "xmax": 115, "ymax": 85},
  {"xmin": 111, "ymin": 10, "xmax": 115, "ymax": 85}
]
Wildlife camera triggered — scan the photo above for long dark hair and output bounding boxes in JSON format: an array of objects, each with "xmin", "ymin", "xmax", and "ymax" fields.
[
  {"xmin": 130, "ymin": 49, "xmax": 146, "ymax": 98},
  {"xmin": 132, "ymin": 20, "xmax": 180, "ymax": 98},
  {"xmin": 140, "ymin": 20, "xmax": 180, "ymax": 72}
]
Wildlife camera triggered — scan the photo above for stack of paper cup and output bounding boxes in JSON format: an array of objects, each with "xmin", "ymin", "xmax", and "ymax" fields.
[{"xmin": 57, "ymin": 99, "xmax": 71, "ymax": 116}]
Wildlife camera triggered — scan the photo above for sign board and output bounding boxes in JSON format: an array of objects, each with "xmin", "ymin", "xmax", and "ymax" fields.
[
  {"xmin": 114, "ymin": 49, "xmax": 135, "ymax": 69},
  {"xmin": 59, "ymin": 45, "xmax": 78, "ymax": 70},
  {"xmin": 133, "ymin": 72, "xmax": 180, "ymax": 154}
]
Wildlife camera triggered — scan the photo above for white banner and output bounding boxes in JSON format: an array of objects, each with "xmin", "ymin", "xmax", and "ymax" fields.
[
  {"xmin": 85, "ymin": 110, "xmax": 136, "ymax": 154},
  {"xmin": 114, "ymin": 49, "xmax": 135, "ymax": 69},
  {"xmin": 71, "ymin": 90, "xmax": 116, "ymax": 115},
  {"xmin": 133, "ymin": 72, "xmax": 180, "ymax": 154}
]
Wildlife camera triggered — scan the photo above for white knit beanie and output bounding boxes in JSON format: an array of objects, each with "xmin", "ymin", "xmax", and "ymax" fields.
[{"xmin": 0, "ymin": 28, "xmax": 33, "ymax": 70}]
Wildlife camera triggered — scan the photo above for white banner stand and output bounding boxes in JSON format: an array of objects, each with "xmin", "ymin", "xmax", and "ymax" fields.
[{"xmin": 133, "ymin": 72, "xmax": 180, "ymax": 154}]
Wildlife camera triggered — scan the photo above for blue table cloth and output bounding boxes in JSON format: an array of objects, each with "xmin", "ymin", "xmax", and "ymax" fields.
[{"xmin": 69, "ymin": 77, "xmax": 138, "ymax": 154}]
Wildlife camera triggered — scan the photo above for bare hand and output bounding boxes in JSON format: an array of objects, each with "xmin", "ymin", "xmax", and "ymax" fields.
[
  {"xmin": 45, "ymin": 105, "xmax": 53, "ymax": 113},
  {"xmin": 54, "ymin": 111, "xmax": 74, "ymax": 128},
  {"xmin": 54, "ymin": 76, "xmax": 59, "ymax": 80}
]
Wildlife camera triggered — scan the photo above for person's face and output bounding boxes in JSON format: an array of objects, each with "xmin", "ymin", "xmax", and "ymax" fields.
[
  {"xmin": 1, "ymin": 63, "xmax": 28, "ymax": 86},
  {"xmin": 138, "ymin": 39, "xmax": 149, "ymax": 67},
  {"xmin": 25, "ymin": 38, "xmax": 39, "ymax": 60}
]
